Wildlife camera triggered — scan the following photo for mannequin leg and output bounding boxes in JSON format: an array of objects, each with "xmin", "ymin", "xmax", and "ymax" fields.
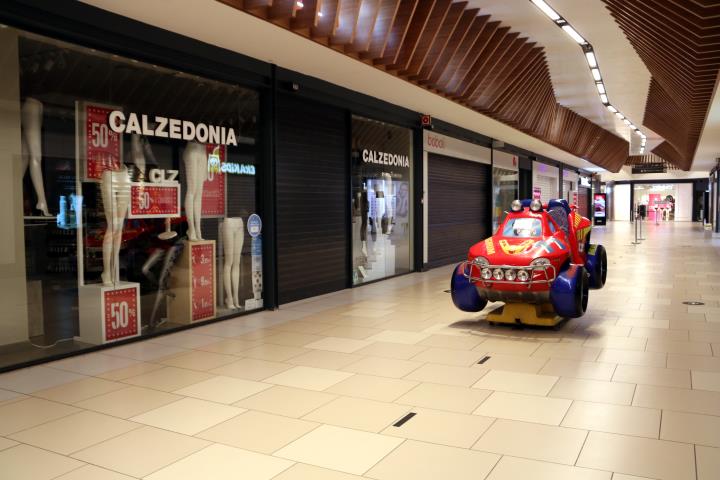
[
  {"xmin": 192, "ymin": 155, "xmax": 205, "ymax": 240},
  {"xmin": 100, "ymin": 171, "xmax": 114, "ymax": 285},
  {"xmin": 130, "ymin": 134, "xmax": 146, "ymax": 180},
  {"xmin": 183, "ymin": 144, "xmax": 198, "ymax": 241},
  {"xmin": 141, "ymin": 249, "xmax": 164, "ymax": 286},
  {"xmin": 231, "ymin": 226, "xmax": 243, "ymax": 308},
  {"xmin": 21, "ymin": 98, "xmax": 50, "ymax": 216},
  {"xmin": 222, "ymin": 221, "xmax": 236, "ymax": 309},
  {"xmin": 112, "ymin": 183, "xmax": 130, "ymax": 284}
]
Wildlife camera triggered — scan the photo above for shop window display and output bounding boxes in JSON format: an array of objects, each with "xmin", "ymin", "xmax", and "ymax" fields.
[
  {"xmin": 0, "ymin": 29, "xmax": 261, "ymax": 368},
  {"xmin": 492, "ymin": 165, "xmax": 518, "ymax": 232},
  {"xmin": 351, "ymin": 116, "xmax": 413, "ymax": 284}
]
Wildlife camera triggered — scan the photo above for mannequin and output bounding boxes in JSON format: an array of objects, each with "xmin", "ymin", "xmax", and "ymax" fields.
[
  {"xmin": 183, "ymin": 142, "xmax": 207, "ymax": 241},
  {"xmin": 129, "ymin": 134, "xmax": 147, "ymax": 181},
  {"xmin": 222, "ymin": 218, "xmax": 244, "ymax": 309},
  {"xmin": 382, "ymin": 172, "xmax": 393, "ymax": 234},
  {"xmin": 148, "ymin": 240, "xmax": 185, "ymax": 328},
  {"xmin": 21, "ymin": 97, "xmax": 51, "ymax": 216},
  {"xmin": 100, "ymin": 165, "xmax": 131, "ymax": 285}
]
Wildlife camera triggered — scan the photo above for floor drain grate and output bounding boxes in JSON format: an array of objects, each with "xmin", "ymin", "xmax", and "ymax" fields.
[
  {"xmin": 477, "ymin": 356, "xmax": 491, "ymax": 364},
  {"xmin": 683, "ymin": 301, "xmax": 705, "ymax": 306},
  {"xmin": 393, "ymin": 412, "xmax": 416, "ymax": 427}
]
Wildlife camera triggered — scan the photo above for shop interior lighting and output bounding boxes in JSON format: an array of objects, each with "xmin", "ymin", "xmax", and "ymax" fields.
[
  {"xmin": 529, "ymin": 0, "xmax": 648, "ymax": 152},
  {"xmin": 296, "ymin": 0, "xmax": 304, "ymax": 7},
  {"xmin": 317, "ymin": 10, "xmax": 323, "ymax": 16}
]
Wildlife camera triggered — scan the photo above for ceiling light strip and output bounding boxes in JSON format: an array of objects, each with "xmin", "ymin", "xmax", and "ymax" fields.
[{"xmin": 529, "ymin": 0, "xmax": 647, "ymax": 150}]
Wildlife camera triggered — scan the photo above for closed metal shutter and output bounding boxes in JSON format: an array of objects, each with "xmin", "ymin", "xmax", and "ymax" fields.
[
  {"xmin": 276, "ymin": 94, "xmax": 348, "ymax": 304},
  {"xmin": 536, "ymin": 174, "xmax": 557, "ymax": 204},
  {"xmin": 428, "ymin": 153, "xmax": 490, "ymax": 268},
  {"xmin": 578, "ymin": 187, "xmax": 590, "ymax": 218}
]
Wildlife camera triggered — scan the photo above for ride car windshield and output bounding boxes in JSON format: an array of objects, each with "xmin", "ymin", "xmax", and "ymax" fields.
[{"xmin": 502, "ymin": 217, "xmax": 543, "ymax": 238}]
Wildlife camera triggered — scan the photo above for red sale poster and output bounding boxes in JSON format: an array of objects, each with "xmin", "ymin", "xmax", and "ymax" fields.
[
  {"xmin": 103, "ymin": 287, "xmax": 139, "ymax": 341},
  {"xmin": 202, "ymin": 144, "xmax": 226, "ymax": 217},
  {"xmin": 191, "ymin": 243, "xmax": 215, "ymax": 321},
  {"xmin": 83, "ymin": 103, "xmax": 122, "ymax": 181},
  {"xmin": 129, "ymin": 184, "xmax": 181, "ymax": 218}
]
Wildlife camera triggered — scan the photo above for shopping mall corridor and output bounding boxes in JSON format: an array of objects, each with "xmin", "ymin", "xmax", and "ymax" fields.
[{"xmin": 0, "ymin": 222, "xmax": 719, "ymax": 480}]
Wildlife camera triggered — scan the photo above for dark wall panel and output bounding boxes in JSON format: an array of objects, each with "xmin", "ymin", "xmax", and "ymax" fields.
[
  {"xmin": 578, "ymin": 187, "xmax": 590, "ymax": 218},
  {"xmin": 428, "ymin": 153, "xmax": 490, "ymax": 268},
  {"xmin": 276, "ymin": 94, "xmax": 348, "ymax": 303}
]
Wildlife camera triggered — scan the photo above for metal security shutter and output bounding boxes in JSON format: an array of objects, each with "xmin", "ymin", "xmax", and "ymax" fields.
[
  {"xmin": 578, "ymin": 187, "xmax": 590, "ymax": 218},
  {"xmin": 536, "ymin": 174, "xmax": 557, "ymax": 204},
  {"xmin": 276, "ymin": 94, "xmax": 348, "ymax": 304},
  {"xmin": 428, "ymin": 153, "xmax": 490, "ymax": 268}
]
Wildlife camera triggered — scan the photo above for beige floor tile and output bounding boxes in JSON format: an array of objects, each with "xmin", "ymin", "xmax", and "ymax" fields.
[
  {"xmin": 0, "ymin": 388, "xmax": 25, "ymax": 405},
  {"xmin": 75, "ymin": 386, "xmax": 181, "ymax": 418},
  {"xmin": 273, "ymin": 463, "xmax": 364, "ymax": 480},
  {"xmin": 0, "ymin": 437, "xmax": 17, "ymax": 451},
  {"xmin": 326, "ymin": 374, "xmax": 417, "ymax": 402},
  {"xmin": 271, "ymin": 320, "xmax": 336, "ymax": 335},
  {"xmin": 692, "ymin": 370, "xmax": 720, "ymax": 391},
  {"xmin": 473, "ymin": 370, "xmax": 559, "ymax": 396},
  {"xmin": 173, "ymin": 375, "xmax": 271, "ymax": 404},
  {"xmin": 145, "ymin": 443, "xmax": 293, "ymax": 480},
  {"xmin": 561, "ymin": 401, "xmax": 660, "ymax": 438},
  {"xmin": 395, "ymin": 382, "xmax": 492, "ymax": 413},
  {"xmin": 209, "ymin": 358, "xmax": 293, "ymax": 381},
  {"xmin": 660, "ymin": 410, "xmax": 720, "ymax": 447},
  {"xmin": 417, "ymin": 334, "xmax": 484, "ymax": 350},
  {"xmin": 53, "ymin": 464, "xmax": 137, "ymax": 480},
  {"xmin": 617, "ymin": 318, "xmax": 670, "ymax": 329},
  {"xmin": 576, "ymin": 431, "xmax": 695, "ymax": 480},
  {"xmin": 9, "ymin": 410, "xmax": 139, "ymax": 455},
  {"xmin": 410, "ymin": 347, "xmax": 485, "ymax": 367},
  {"xmin": 304, "ymin": 396, "xmax": 409, "ymax": 432},
  {"xmin": 72, "ymin": 428, "xmax": 205, "ymax": 476},
  {"xmin": 633, "ymin": 384, "xmax": 720, "ymax": 416},
  {"xmin": 613, "ymin": 364, "xmax": 690, "ymax": 388},
  {"xmin": 47, "ymin": 353, "xmax": 139, "ymax": 376},
  {"xmin": 264, "ymin": 331, "xmax": 324, "ymax": 347},
  {"xmin": 383, "ymin": 407, "xmax": 494, "ymax": 448},
  {"xmin": 159, "ymin": 350, "xmax": 238, "ymax": 370},
  {"xmin": 366, "ymin": 439, "xmax": 499, "ymax": 480},
  {"xmin": 629, "ymin": 327, "xmax": 689, "ymax": 341},
  {"xmin": 596, "ymin": 349, "xmax": 667, "ymax": 367},
  {"xmin": 539, "ymin": 358, "xmax": 616, "ymax": 381},
  {"xmin": 584, "ymin": 336, "xmax": 647, "ymax": 351},
  {"xmin": 646, "ymin": 339, "xmax": 713, "ymax": 356},
  {"xmin": 197, "ymin": 410, "xmax": 318, "ymax": 453},
  {"xmin": 0, "ymin": 366, "xmax": 85, "ymax": 394},
  {"xmin": 533, "ymin": 343, "xmax": 602, "ymax": 361},
  {"xmin": 123, "ymin": 366, "xmax": 214, "ymax": 392},
  {"xmin": 241, "ymin": 344, "xmax": 310, "ymax": 362},
  {"xmin": 611, "ymin": 475, "xmax": 656, "ymax": 480},
  {"xmin": 0, "ymin": 444, "xmax": 84, "ymax": 480},
  {"xmin": 354, "ymin": 341, "xmax": 429, "ymax": 360},
  {"xmin": 234, "ymin": 385, "xmax": 336, "ymax": 418},
  {"xmin": 97, "ymin": 362, "xmax": 165, "ymax": 381},
  {"xmin": 288, "ymin": 350, "xmax": 364, "ymax": 370},
  {"xmin": 195, "ymin": 338, "xmax": 263, "ymax": 354},
  {"xmin": 304, "ymin": 337, "xmax": 373, "ymax": 354},
  {"xmin": 474, "ymin": 391, "xmax": 571, "ymax": 425},
  {"xmin": 0, "ymin": 397, "xmax": 79, "ymax": 435},
  {"xmin": 367, "ymin": 330, "xmax": 431, "ymax": 344},
  {"xmin": 32, "ymin": 377, "xmax": 126, "ymax": 404},
  {"xmin": 265, "ymin": 366, "xmax": 353, "ymax": 391},
  {"xmin": 317, "ymin": 325, "xmax": 382, "ymax": 339},
  {"xmin": 130, "ymin": 397, "xmax": 244, "ymax": 435},
  {"xmin": 473, "ymin": 419, "xmax": 588, "ymax": 465},
  {"xmin": 696, "ymin": 445, "xmax": 720, "ymax": 480},
  {"xmin": 474, "ymin": 338, "xmax": 540, "ymax": 356},
  {"xmin": 480, "ymin": 353, "xmax": 550, "ymax": 374},
  {"xmin": 667, "ymin": 354, "xmax": 720, "ymax": 372},
  {"xmin": 275, "ymin": 424, "xmax": 403, "ymax": 475},
  {"xmin": 486, "ymin": 456, "xmax": 610, "ymax": 480},
  {"xmin": 343, "ymin": 356, "xmax": 423, "ymax": 378},
  {"xmin": 342, "ymin": 308, "xmax": 393, "ymax": 318},
  {"xmin": 405, "ymin": 363, "xmax": 488, "ymax": 387},
  {"xmin": 104, "ymin": 342, "xmax": 187, "ymax": 361}
]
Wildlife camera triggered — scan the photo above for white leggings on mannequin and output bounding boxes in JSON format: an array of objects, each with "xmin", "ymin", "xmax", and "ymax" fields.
[
  {"xmin": 21, "ymin": 98, "xmax": 50, "ymax": 216},
  {"xmin": 130, "ymin": 134, "xmax": 146, "ymax": 180},
  {"xmin": 183, "ymin": 142, "xmax": 207, "ymax": 241},
  {"xmin": 222, "ymin": 218, "xmax": 244, "ymax": 309},
  {"xmin": 101, "ymin": 166, "xmax": 131, "ymax": 285}
]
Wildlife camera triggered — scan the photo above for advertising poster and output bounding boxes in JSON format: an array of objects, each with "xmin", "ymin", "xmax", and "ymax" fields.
[
  {"xmin": 533, "ymin": 186, "xmax": 542, "ymax": 200},
  {"xmin": 191, "ymin": 243, "xmax": 215, "ymax": 321},
  {"xmin": 593, "ymin": 193, "xmax": 607, "ymax": 225},
  {"xmin": 103, "ymin": 287, "xmax": 139, "ymax": 341},
  {"xmin": 79, "ymin": 102, "xmax": 122, "ymax": 182},
  {"xmin": 202, "ymin": 144, "xmax": 226, "ymax": 217},
  {"xmin": 129, "ymin": 183, "xmax": 181, "ymax": 218}
]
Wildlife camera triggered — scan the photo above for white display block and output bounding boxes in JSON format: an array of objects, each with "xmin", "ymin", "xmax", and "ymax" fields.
[
  {"xmin": 166, "ymin": 240, "xmax": 216, "ymax": 324},
  {"xmin": 77, "ymin": 282, "xmax": 141, "ymax": 345}
]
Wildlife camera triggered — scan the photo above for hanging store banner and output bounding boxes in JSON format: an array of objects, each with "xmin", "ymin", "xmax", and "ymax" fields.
[
  {"xmin": 103, "ymin": 286, "xmax": 140, "ymax": 342},
  {"xmin": 77, "ymin": 101, "xmax": 123, "ymax": 182},
  {"xmin": 202, "ymin": 144, "xmax": 227, "ymax": 217},
  {"xmin": 128, "ymin": 183, "xmax": 181, "ymax": 218}
]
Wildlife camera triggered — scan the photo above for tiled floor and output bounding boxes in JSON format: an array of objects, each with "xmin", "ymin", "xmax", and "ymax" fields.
[{"xmin": 1, "ymin": 221, "xmax": 720, "ymax": 479}]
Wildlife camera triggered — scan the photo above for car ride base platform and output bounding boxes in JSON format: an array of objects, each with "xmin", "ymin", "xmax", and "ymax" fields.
[{"xmin": 486, "ymin": 303, "xmax": 563, "ymax": 327}]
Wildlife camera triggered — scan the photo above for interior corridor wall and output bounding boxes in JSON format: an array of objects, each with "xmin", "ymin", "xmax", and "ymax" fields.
[
  {"xmin": 613, "ymin": 184, "xmax": 631, "ymax": 221},
  {"xmin": 675, "ymin": 183, "xmax": 693, "ymax": 221}
]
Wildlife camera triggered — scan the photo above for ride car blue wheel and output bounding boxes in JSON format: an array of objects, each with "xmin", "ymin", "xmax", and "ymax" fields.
[
  {"xmin": 585, "ymin": 244, "xmax": 607, "ymax": 289},
  {"xmin": 450, "ymin": 263, "xmax": 488, "ymax": 312},
  {"xmin": 550, "ymin": 265, "xmax": 589, "ymax": 318}
]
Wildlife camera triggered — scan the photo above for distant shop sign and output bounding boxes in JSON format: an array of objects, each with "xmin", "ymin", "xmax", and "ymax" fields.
[{"xmin": 632, "ymin": 163, "xmax": 666, "ymax": 174}]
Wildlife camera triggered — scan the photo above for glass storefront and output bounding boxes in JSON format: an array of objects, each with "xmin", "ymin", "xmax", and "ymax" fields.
[
  {"xmin": 351, "ymin": 116, "xmax": 413, "ymax": 285},
  {"xmin": 491, "ymin": 152, "xmax": 519, "ymax": 232},
  {"xmin": 0, "ymin": 28, "xmax": 261, "ymax": 368},
  {"xmin": 634, "ymin": 184, "xmax": 677, "ymax": 222}
]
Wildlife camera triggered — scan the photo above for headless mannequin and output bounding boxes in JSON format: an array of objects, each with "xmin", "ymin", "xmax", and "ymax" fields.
[
  {"xmin": 183, "ymin": 142, "xmax": 207, "ymax": 241},
  {"xmin": 382, "ymin": 173, "xmax": 393, "ymax": 234},
  {"xmin": 129, "ymin": 134, "xmax": 146, "ymax": 181},
  {"xmin": 222, "ymin": 218, "xmax": 244, "ymax": 309},
  {"xmin": 21, "ymin": 98, "xmax": 50, "ymax": 216},
  {"xmin": 100, "ymin": 165, "xmax": 131, "ymax": 285}
]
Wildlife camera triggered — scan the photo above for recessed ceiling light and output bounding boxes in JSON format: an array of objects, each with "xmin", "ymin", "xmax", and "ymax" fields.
[
  {"xmin": 600, "ymin": 94, "xmax": 608, "ymax": 104},
  {"xmin": 561, "ymin": 25, "xmax": 586, "ymax": 44},
  {"xmin": 531, "ymin": 0, "xmax": 561, "ymax": 21},
  {"xmin": 596, "ymin": 83, "xmax": 606, "ymax": 94},
  {"xmin": 607, "ymin": 105, "xmax": 618, "ymax": 113},
  {"xmin": 591, "ymin": 68, "xmax": 602, "ymax": 81}
]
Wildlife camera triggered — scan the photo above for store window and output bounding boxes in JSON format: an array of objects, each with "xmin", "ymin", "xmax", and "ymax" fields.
[
  {"xmin": 0, "ymin": 28, "xmax": 261, "ymax": 369},
  {"xmin": 491, "ymin": 152, "xmax": 519, "ymax": 232},
  {"xmin": 351, "ymin": 116, "xmax": 413, "ymax": 285}
]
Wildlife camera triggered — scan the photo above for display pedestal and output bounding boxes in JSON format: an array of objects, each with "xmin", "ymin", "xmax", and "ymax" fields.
[
  {"xmin": 167, "ymin": 240, "xmax": 216, "ymax": 324},
  {"xmin": 77, "ymin": 282, "xmax": 141, "ymax": 345}
]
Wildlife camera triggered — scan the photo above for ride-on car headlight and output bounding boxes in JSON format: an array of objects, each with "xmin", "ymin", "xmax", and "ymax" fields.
[
  {"xmin": 531, "ymin": 258, "xmax": 551, "ymax": 267},
  {"xmin": 517, "ymin": 270, "xmax": 530, "ymax": 282},
  {"xmin": 473, "ymin": 256, "xmax": 489, "ymax": 267},
  {"xmin": 510, "ymin": 200, "xmax": 522, "ymax": 212},
  {"xmin": 481, "ymin": 268, "xmax": 492, "ymax": 280},
  {"xmin": 530, "ymin": 199, "xmax": 543, "ymax": 212},
  {"xmin": 504, "ymin": 269, "xmax": 517, "ymax": 281},
  {"xmin": 492, "ymin": 268, "xmax": 504, "ymax": 280}
]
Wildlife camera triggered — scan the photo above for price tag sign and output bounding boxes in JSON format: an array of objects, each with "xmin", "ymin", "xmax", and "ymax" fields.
[
  {"xmin": 202, "ymin": 144, "xmax": 226, "ymax": 217},
  {"xmin": 129, "ymin": 183, "xmax": 181, "ymax": 218},
  {"xmin": 103, "ymin": 287, "xmax": 139, "ymax": 341},
  {"xmin": 191, "ymin": 243, "xmax": 215, "ymax": 321},
  {"xmin": 79, "ymin": 102, "xmax": 122, "ymax": 182}
]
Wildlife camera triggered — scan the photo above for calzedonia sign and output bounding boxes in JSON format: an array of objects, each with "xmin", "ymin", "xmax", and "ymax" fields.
[
  {"xmin": 362, "ymin": 149, "xmax": 410, "ymax": 168},
  {"xmin": 108, "ymin": 111, "xmax": 239, "ymax": 146}
]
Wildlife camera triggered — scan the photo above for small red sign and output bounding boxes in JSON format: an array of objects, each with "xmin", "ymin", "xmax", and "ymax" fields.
[
  {"xmin": 103, "ymin": 287, "xmax": 138, "ymax": 341},
  {"xmin": 85, "ymin": 104, "xmax": 121, "ymax": 181},
  {"xmin": 129, "ymin": 184, "xmax": 181, "ymax": 218},
  {"xmin": 421, "ymin": 114, "xmax": 432, "ymax": 127},
  {"xmin": 202, "ymin": 144, "xmax": 226, "ymax": 217},
  {"xmin": 191, "ymin": 243, "xmax": 214, "ymax": 321}
]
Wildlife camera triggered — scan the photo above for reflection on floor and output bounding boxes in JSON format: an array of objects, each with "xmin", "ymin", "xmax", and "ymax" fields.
[{"xmin": 0, "ymin": 221, "xmax": 719, "ymax": 479}]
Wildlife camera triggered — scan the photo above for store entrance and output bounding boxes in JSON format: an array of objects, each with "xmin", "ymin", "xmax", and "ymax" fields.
[{"xmin": 634, "ymin": 184, "xmax": 677, "ymax": 222}]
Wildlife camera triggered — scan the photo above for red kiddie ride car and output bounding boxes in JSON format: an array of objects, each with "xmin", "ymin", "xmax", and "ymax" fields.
[{"xmin": 450, "ymin": 199, "xmax": 607, "ymax": 320}]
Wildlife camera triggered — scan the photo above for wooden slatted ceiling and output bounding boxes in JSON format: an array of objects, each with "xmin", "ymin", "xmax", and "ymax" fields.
[
  {"xmin": 603, "ymin": 0, "xmax": 720, "ymax": 171},
  {"xmin": 218, "ymin": 0, "xmax": 630, "ymax": 171}
]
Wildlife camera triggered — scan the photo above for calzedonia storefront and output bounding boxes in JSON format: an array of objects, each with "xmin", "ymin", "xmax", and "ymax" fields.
[{"xmin": 0, "ymin": 27, "xmax": 263, "ymax": 369}]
